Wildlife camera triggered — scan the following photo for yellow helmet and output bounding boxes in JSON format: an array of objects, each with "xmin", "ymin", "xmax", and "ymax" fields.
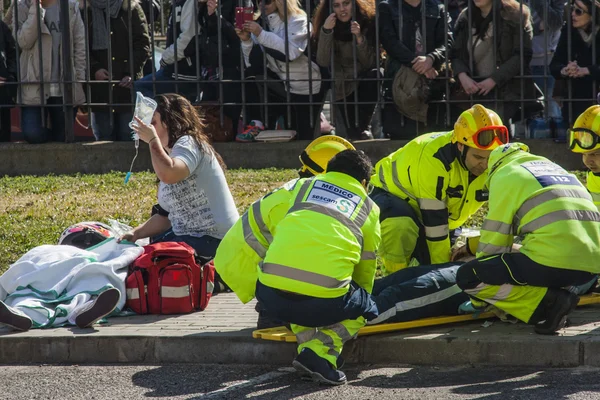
[
  {"xmin": 570, "ymin": 105, "xmax": 600, "ymax": 153},
  {"xmin": 452, "ymin": 104, "xmax": 509, "ymax": 150},
  {"xmin": 299, "ymin": 135, "xmax": 355, "ymax": 176}
]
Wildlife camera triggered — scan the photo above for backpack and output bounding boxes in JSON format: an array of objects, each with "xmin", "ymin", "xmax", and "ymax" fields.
[{"xmin": 125, "ymin": 242, "xmax": 215, "ymax": 315}]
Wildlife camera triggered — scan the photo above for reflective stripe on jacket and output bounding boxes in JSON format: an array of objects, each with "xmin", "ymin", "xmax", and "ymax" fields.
[
  {"xmin": 370, "ymin": 131, "xmax": 487, "ymax": 264},
  {"xmin": 258, "ymin": 172, "xmax": 381, "ymax": 298},
  {"xmin": 214, "ymin": 178, "xmax": 299, "ymax": 303},
  {"xmin": 478, "ymin": 152, "xmax": 600, "ymax": 272}
]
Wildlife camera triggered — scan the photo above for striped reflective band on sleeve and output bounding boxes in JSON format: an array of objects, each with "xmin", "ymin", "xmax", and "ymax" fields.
[
  {"xmin": 378, "ymin": 165, "xmax": 390, "ymax": 192},
  {"xmin": 360, "ymin": 251, "xmax": 377, "ymax": 260},
  {"xmin": 520, "ymin": 209, "xmax": 600, "ymax": 233},
  {"xmin": 481, "ymin": 219, "xmax": 513, "ymax": 235},
  {"xmin": 424, "ymin": 224, "xmax": 449, "ymax": 240},
  {"xmin": 391, "ymin": 160, "xmax": 417, "ymax": 200},
  {"xmin": 418, "ymin": 198, "xmax": 447, "ymax": 211},
  {"xmin": 477, "ymin": 242, "xmax": 512, "ymax": 255},
  {"xmin": 242, "ymin": 212, "xmax": 267, "ymax": 258},
  {"xmin": 516, "ymin": 189, "xmax": 593, "ymax": 222},
  {"xmin": 252, "ymin": 201, "xmax": 273, "ymax": 244},
  {"xmin": 260, "ymin": 262, "xmax": 352, "ymax": 289}
]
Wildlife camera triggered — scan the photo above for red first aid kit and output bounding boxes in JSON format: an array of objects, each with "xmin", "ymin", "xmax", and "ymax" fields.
[{"xmin": 125, "ymin": 242, "xmax": 215, "ymax": 315}]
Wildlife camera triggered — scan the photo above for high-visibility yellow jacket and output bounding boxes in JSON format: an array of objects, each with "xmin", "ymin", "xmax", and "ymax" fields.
[
  {"xmin": 214, "ymin": 179, "xmax": 300, "ymax": 303},
  {"xmin": 478, "ymin": 148, "xmax": 600, "ymax": 272},
  {"xmin": 258, "ymin": 172, "xmax": 381, "ymax": 298},
  {"xmin": 587, "ymin": 172, "xmax": 600, "ymax": 211},
  {"xmin": 370, "ymin": 131, "xmax": 488, "ymax": 264}
]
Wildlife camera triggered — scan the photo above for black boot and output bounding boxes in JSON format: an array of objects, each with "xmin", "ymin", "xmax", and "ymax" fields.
[
  {"xmin": 532, "ymin": 289, "xmax": 579, "ymax": 335},
  {"xmin": 292, "ymin": 348, "xmax": 347, "ymax": 385}
]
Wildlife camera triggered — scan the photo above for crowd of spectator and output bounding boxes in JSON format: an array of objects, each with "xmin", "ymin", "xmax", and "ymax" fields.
[{"xmin": 0, "ymin": 0, "xmax": 597, "ymax": 143}]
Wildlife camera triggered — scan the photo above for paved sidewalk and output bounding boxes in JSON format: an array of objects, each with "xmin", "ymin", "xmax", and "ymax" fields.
[{"xmin": 1, "ymin": 293, "xmax": 600, "ymax": 366}]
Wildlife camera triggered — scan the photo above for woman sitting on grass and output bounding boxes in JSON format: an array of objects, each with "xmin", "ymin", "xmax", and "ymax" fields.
[{"xmin": 119, "ymin": 93, "xmax": 239, "ymax": 261}]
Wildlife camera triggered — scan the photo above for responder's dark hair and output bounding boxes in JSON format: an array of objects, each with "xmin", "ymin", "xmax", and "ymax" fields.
[{"xmin": 326, "ymin": 150, "xmax": 372, "ymax": 184}]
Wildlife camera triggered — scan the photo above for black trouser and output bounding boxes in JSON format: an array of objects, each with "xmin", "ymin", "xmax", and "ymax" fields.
[
  {"xmin": 457, "ymin": 253, "xmax": 596, "ymax": 291},
  {"xmin": 456, "ymin": 252, "xmax": 596, "ymax": 323},
  {"xmin": 334, "ymin": 69, "xmax": 380, "ymax": 140},
  {"xmin": 0, "ymin": 107, "xmax": 11, "ymax": 142},
  {"xmin": 255, "ymin": 70, "xmax": 329, "ymax": 140},
  {"xmin": 200, "ymin": 74, "xmax": 244, "ymax": 125}
]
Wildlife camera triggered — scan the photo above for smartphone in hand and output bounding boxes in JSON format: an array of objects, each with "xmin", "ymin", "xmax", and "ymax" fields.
[{"xmin": 235, "ymin": 6, "xmax": 253, "ymax": 30}]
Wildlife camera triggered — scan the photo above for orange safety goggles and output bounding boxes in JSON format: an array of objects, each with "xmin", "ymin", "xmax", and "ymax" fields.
[
  {"xmin": 472, "ymin": 126, "xmax": 510, "ymax": 149},
  {"xmin": 569, "ymin": 128, "xmax": 600, "ymax": 151}
]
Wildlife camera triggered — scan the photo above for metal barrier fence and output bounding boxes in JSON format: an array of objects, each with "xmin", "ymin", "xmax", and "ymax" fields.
[{"xmin": 0, "ymin": 0, "xmax": 595, "ymax": 142}]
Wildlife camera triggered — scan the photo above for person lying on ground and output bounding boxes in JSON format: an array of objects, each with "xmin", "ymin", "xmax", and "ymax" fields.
[{"xmin": 0, "ymin": 223, "xmax": 143, "ymax": 331}]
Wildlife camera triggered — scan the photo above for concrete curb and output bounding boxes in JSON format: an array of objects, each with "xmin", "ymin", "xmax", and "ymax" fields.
[
  {"xmin": 0, "ymin": 139, "xmax": 584, "ymax": 176},
  {"xmin": 1, "ymin": 320, "xmax": 599, "ymax": 367}
]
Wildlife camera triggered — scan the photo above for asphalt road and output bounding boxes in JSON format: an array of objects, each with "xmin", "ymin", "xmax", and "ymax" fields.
[{"xmin": 2, "ymin": 364, "xmax": 600, "ymax": 400}]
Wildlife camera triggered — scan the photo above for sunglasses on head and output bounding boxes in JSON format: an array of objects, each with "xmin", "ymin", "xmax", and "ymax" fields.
[{"xmin": 472, "ymin": 126, "xmax": 510, "ymax": 149}]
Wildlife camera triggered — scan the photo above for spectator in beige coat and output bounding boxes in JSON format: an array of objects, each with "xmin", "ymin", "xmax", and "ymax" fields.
[{"xmin": 5, "ymin": 0, "xmax": 86, "ymax": 143}]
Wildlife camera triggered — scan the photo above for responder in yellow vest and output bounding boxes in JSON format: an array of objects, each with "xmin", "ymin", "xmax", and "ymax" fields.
[
  {"xmin": 569, "ymin": 105, "xmax": 600, "ymax": 211},
  {"xmin": 370, "ymin": 104, "xmax": 509, "ymax": 274},
  {"xmin": 256, "ymin": 150, "xmax": 380, "ymax": 385},
  {"xmin": 456, "ymin": 143, "xmax": 600, "ymax": 334},
  {"xmin": 213, "ymin": 135, "xmax": 355, "ymax": 328}
]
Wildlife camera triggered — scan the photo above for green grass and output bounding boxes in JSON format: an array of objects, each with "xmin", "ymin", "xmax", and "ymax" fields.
[
  {"xmin": 0, "ymin": 168, "xmax": 297, "ymax": 273},
  {"xmin": 0, "ymin": 169, "xmax": 590, "ymax": 274}
]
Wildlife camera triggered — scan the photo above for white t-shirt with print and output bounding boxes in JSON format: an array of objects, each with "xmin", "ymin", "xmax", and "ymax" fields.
[{"xmin": 157, "ymin": 136, "xmax": 239, "ymax": 239}]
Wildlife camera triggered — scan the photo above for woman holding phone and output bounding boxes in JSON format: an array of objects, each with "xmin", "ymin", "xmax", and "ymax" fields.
[{"xmin": 235, "ymin": 0, "xmax": 327, "ymax": 140}]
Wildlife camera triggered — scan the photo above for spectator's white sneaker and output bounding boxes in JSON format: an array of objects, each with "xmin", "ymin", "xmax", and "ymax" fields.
[
  {"xmin": 75, "ymin": 288, "xmax": 121, "ymax": 329},
  {"xmin": 0, "ymin": 300, "xmax": 32, "ymax": 331}
]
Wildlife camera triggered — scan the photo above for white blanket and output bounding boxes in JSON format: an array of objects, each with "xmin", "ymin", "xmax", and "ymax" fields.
[{"xmin": 0, "ymin": 238, "xmax": 143, "ymax": 328}]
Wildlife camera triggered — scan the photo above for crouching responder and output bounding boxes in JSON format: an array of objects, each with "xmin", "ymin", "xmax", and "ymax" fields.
[
  {"xmin": 255, "ymin": 150, "xmax": 380, "ymax": 385},
  {"xmin": 457, "ymin": 143, "xmax": 600, "ymax": 335},
  {"xmin": 213, "ymin": 136, "xmax": 356, "ymax": 329},
  {"xmin": 370, "ymin": 104, "xmax": 509, "ymax": 275},
  {"xmin": 569, "ymin": 105, "xmax": 600, "ymax": 211}
]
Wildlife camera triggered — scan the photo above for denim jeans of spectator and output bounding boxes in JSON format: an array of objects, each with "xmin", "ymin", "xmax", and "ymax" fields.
[
  {"xmin": 151, "ymin": 229, "xmax": 221, "ymax": 259},
  {"xmin": 21, "ymin": 97, "xmax": 75, "ymax": 144},
  {"xmin": 530, "ymin": 65, "xmax": 561, "ymax": 119},
  {"xmin": 91, "ymin": 110, "xmax": 133, "ymax": 141},
  {"xmin": 133, "ymin": 68, "xmax": 198, "ymax": 101}
]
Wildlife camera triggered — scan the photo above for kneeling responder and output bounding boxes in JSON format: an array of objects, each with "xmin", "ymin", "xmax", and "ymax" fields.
[
  {"xmin": 569, "ymin": 105, "xmax": 600, "ymax": 211},
  {"xmin": 255, "ymin": 150, "xmax": 380, "ymax": 385},
  {"xmin": 456, "ymin": 143, "xmax": 600, "ymax": 335},
  {"xmin": 370, "ymin": 104, "xmax": 509, "ymax": 274},
  {"xmin": 213, "ymin": 135, "xmax": 355, "ymax": 328}
]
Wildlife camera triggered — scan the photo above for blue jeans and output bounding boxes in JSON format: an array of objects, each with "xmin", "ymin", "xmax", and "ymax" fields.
[
  {"xmin": 91, "ymin": 110, "xmax": 133, "ymax": 141},
  {"xmin": 133, "ymin": 68, "xmax": 198, "ymax": 100},
  {"xmin": 151, "ymin": 229, "xmax": 221, "ymax": 259},
  {"xmin": 531, "ymin": 65, "xmax": 561, "ymax": 119},
  {"xmin": 21, "ymin": 97, "xmax": 75, "ymax": 144}
]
